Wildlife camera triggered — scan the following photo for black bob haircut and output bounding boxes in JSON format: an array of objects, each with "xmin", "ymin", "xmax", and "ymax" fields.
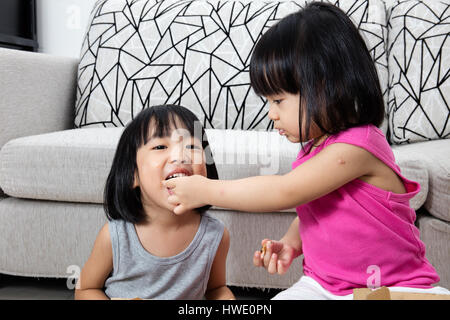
[
  {"xmin": 104, "ymin": 105, "xmax": 218, "ymax": 224},
  {"xmin": 250, "ymin": 2, "xmax": 385, "ymax": 143}
]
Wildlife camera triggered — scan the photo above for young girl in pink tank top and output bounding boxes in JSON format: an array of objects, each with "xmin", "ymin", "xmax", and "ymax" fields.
[{"xmin": 163, "ymin": 2, "xmax": 449, "ymax": 299}]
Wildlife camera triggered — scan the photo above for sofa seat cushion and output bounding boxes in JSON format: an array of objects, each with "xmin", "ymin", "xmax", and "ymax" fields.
[
  {"xmin": 392, "ymin": 139, "xmax": 450, "ymax": 222},
  {"xmin": 0, "ymin": 128, "xmax": 121, "ymax": 203},
  {"xmin": 0, "ymin": 127, "xmax": 432, "ymax": 213}
]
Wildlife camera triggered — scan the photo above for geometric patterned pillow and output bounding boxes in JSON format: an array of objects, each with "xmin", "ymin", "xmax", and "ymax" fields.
[
  {"xmin": 75, "ymin": 0, "xmax": 388, "ymax": 130},
  {"xmin": 387, "ymin": 0, "xmax": 450, "ymax": 144}
]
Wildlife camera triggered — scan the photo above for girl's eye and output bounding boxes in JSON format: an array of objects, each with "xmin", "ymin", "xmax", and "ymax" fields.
[
  {"xmin": 152, "ymin": 145, "xmax": 167, "ymax": 150},
  {"xmin": 187, "ymin": 144, "xmax": 201, "ymax": 150},
  {"xmin": 273, "ymin": 99, "xmax": 283, "ymax": 105}
]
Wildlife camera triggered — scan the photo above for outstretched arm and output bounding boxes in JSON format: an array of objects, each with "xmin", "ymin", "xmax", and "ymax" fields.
[
  {"xmin": 167, "ymin": 174, "xmax": 292, "ymax": 213},
  {"xmin": 164, "ymin": 143, "xmax": 374, "ymax": 214}
]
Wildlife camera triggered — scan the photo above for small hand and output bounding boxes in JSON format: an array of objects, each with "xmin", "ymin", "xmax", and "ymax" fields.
[
  {"xmin": 162, "ymin": 175, "xmax": 208, "ymax": 214},
  {"xmin": 253, "ymin": 239, "xmax": 296, "ymax": 275}
]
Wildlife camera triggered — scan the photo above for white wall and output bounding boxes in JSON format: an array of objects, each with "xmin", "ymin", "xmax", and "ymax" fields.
[{"xmin": 36, "ymin": 0, "xmax": 97, "ymax": 58}]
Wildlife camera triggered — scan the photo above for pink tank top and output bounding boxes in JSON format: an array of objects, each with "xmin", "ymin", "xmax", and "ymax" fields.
[{"xmin": 292, "ymin": 124, "xmax": 440, "ymax": 295}]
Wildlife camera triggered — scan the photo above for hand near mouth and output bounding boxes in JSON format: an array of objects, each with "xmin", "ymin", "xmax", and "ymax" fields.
[{"xmin": 162, "ymin": 175, "xmax": 209, "ymax": 214}]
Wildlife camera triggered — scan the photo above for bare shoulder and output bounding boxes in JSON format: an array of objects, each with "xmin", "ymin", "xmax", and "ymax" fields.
[
  {"xmin": 96, "ymin": 222, "xmax": 112, "ymax": 248},
  {"xmin": 319, "ymin": 142, "xmax": 376, "ymax": 165},
  {"xmin": 306, "ymin": 141, "xmax": 377, "ymax": 178},
  {"xmin": 282, "ymin": 142, "xmax": 377, "ymax": 207},
  {"xmin": 88, "ymin": 222, "xmax": 113, "ymax": 261},
  {"xmin": 320, "ymin": 142, "xmax": 406, "ymax": 193}
]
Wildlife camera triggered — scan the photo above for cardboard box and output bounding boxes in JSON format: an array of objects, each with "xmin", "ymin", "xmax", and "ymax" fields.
[{"xmin": 353, "ymin": 287, "xmax": 450, "ymax": 300}]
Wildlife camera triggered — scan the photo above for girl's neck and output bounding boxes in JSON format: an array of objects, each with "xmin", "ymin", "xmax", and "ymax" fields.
[
  {"xmin": 134, "ymin": 206, "xmax": 202, "ymax": 258},
  {"xmin": 138, "ymin": 203, "xmax": 199, "ymax": 230}
]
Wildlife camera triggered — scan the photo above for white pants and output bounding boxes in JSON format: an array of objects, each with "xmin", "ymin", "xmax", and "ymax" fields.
[{"xmin": 272, "ymin": 276, "xmax": 450, "ymax": 300}]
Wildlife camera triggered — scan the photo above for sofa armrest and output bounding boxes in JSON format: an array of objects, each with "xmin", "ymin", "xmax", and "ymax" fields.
[{"xmin": 0, "ymin": 48, "xmax": 78, "ymax": 150}]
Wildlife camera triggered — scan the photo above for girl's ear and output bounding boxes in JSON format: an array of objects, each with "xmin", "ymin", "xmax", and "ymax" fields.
[{"xmin": 133, "ymin": 171, "xmax": 140, "ymax": 189}]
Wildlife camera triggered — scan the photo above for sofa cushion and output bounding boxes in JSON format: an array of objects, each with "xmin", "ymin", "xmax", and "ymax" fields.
[
  {"xmin": 0, "ymin": 128, "xmax": 121, "ymax": 203},
  {"xmin": 392, "ymin": 139, "xmax": 450, "ymax": 222},
  {"xmin": 75, "ymin": 0, "xmax": 388, "ymax": 130},
  {"xmin": 387, "ymin": 0, "xmax": 450, "ymax": 144}
]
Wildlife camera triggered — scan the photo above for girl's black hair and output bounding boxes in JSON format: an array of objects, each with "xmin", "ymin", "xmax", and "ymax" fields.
[
  {"xmin": 250, "ymin": 2, "xmax": 385, "ymax": 144},
  {"xmin": 104, "ymin": 105, "xmax": 218, "ymax": 224}
]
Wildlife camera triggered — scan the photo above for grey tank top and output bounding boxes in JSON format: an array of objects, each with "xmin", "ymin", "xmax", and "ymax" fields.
[{"xmin": 104, "ymin": 212, "xmax": 224, "ymax": 300}]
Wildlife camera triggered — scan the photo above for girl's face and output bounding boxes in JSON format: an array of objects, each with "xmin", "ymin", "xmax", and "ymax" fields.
[
  {"xmin": 266, "ymin": 92, "xmax": 301, "ymax": 143},
  {"xmin": 133, "ymin": 119, "xmax": 207, "ymax": 212},
  {"xmin": 266, "ymin": 92, "xmax": 322, "ymax": 143}
]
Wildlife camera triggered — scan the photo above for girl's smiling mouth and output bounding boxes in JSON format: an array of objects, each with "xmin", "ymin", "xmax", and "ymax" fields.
[{"xmin": 165, "ymin": 168, "xmax": 192, "ymax": 180}]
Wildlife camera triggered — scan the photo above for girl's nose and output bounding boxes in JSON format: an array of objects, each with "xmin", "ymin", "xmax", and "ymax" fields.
[
  {"xmin": 268, "ymin": 104, "xmax": 279, "ymax": 121},
  {"xmin": 170, "ymin": 158, "xmax": 187, "ymax": 164},
  {"xmin": 169, "ymin": 146, "xmax": 189, "ymax": 164}
]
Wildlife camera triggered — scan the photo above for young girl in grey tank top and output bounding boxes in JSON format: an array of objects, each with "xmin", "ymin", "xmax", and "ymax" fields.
[{"xmin": 75, "ymin": 105, "xmax": 234, "ymax": 300}]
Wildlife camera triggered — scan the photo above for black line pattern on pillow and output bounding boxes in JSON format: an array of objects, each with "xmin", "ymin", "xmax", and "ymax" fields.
[
  {"xmin": 387, "ymin": 0, "xmax": 449, "ymax": 144},
  {"xmin": 75, "ymin": 0, "xmax": 388, "ymax": 129}
]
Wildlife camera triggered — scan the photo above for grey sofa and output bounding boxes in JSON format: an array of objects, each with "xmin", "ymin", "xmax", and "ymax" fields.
[{"xmin": 0, "ymin": 0, "xmax": 449, "ymax": 291}]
